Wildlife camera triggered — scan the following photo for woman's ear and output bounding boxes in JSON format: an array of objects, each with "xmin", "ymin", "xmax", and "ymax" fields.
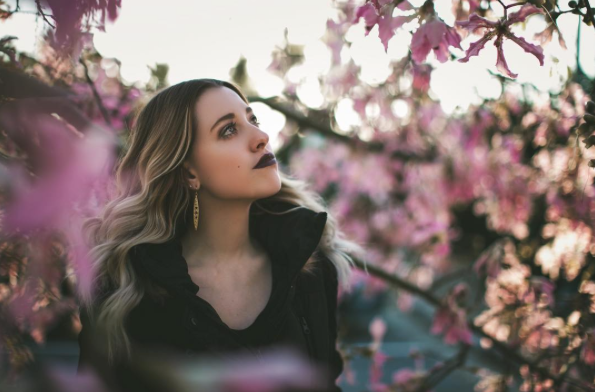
[{"xmin": 183, "ymin": 161, "xmax": 200, "ymax": 190}]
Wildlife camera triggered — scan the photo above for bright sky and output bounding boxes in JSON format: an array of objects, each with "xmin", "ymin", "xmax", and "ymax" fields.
[{"xmin": 2, "ymin": 0, "xmax": 594, "ymax": 147}]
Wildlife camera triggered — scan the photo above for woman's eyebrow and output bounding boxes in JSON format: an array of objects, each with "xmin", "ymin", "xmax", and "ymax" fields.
[{"xmin": 210, "ymin": 107, "xmax": 253, "ymax": 133}]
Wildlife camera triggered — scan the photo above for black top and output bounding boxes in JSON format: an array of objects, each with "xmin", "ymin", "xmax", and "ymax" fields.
[{"xmin": 78, "ymin": 200, "xmax": 343, "ymax": 392}]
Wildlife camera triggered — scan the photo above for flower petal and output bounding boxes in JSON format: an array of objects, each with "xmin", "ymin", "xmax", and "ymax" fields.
[
  {"xmin": 354, "ymin": 2, "xmax": 380, "ymax": 27},
  {"xmin": 456, "ymin": 13, "xmax": 499, "ymax": 33},
  {"xmin": 397, "ymin": 0, "xmax": 414, "ymax": 11},
  {"xmin": 458, "ymin": 32, "xmax": 495, "ymax": 62},
  {"xmin": 410, "ymin": 27, "xmax": 433, "ymax": 63},
  {"xmin": 494, "ymin": 35, "xmax": 518, "ymax": 78},
  {"xmin": 506, "ymin": 3, "xmax": 543, "ymax": 25},
  {"xmin": 445, "ymin": 24, "xmax": 462, "ymax": 49},
  {"xmin": 506, "ymin": 31, "xmax": 545, "ymax": 66},
  {"xmin": 378, "ymin": 15, "xmax": 397, "ymax": 51},
  {"xmin": 433, "ymin": 40, "xmax": 451, "ymax": 63},
  {"xmin": 378, "ymin": 14, "xmax": 416, "ymax": 51},
  {"xmin": 424, "ymin": 18, "xmax": 447, "ymax": 47}
]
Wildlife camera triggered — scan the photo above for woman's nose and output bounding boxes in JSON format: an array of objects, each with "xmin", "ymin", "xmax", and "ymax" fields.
[{"xmin": 252, "ymin": 127, "xmax": 269, "ymax": 149}]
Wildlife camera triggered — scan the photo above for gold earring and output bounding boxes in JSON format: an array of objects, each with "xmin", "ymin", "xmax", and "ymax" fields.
[{"xmin": 193, "ymin": 187, "xmax": 199, "ymax": 231}]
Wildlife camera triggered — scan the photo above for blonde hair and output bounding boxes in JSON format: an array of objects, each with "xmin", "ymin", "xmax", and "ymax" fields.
[{"xmin": 79, "ymin": 78, "xmax": 366, "ymax": 365}]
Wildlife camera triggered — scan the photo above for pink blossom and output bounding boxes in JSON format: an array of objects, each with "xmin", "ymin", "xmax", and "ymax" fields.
[
  {"xmin": 369, "ymin": 350, "xmax": 390, "ymax": 385},
  {"xmin": 533, "ymin": 22, "xmax": 567, "ymax": 50},
  {"xmin": 473, "ymin": 240, "xmax": 505, "ymax": 278},
  {"xmin": 581, "ymin": 329, "xmax": 595, "ymax": 365},
  {"xmin": 341, "ymin": 360, "xmax": 357, "ymax": 385},
  {"xmin": 456, "ymin": 3, "xmax": 544, "ymax": 78},
  {"xmin": 43, "ymin": 0, "xmax": 122, "ymax": 60},
  {"xmin": 393, "ymin": 368, "xmax": 416, "ymax": 385},
  {"xmin": 353, "ymin": 2, "xmax": 416, "ymax": 51},
  {"xmin": 369, "ymin": 317, "xmax": 387, "ymax": 345},
  {"xmin": 431, "ymin": 306, "xmax": 473, "ymax": 345},
  {"xmin": 410, "ymin": 17, "xmax": 462, "ymax": 63},
  {"xmin": 411, "ymin": 62, "xmax": 432, "ymax": 92}
]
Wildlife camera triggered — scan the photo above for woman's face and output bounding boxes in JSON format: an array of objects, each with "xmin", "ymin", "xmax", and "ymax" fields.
[{"xmin": 184, "ymin": 86, "xmax": 281, "ymax": 200}]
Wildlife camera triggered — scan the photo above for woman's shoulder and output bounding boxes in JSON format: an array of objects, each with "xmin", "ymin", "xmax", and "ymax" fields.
[{"xmin": 297, "ymin": 251, "xmax": 337, "ymax": 291}]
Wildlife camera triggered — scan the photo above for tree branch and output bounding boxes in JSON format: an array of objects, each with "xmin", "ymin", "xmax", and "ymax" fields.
[
  {"xmin": 34, "ymin": 0, "xmax": 55, "ymax": 28},
  {"xmin": 418, "ymin": 344, "xmax": 471, "ymax": 391},
  {"xmin": 79, "ymin": 57, "xmax": 112, "ymax": 127},
  {"xmin": 584, "ymin": 0, "xmax": 595, "ymax": 33},
  {"xmin": 350, "ymin": 257, "xmax": 595, "ymax": 391},
  {"xmin": 247, "ymin": 95, "xmax": 436, "ymax": 162}
]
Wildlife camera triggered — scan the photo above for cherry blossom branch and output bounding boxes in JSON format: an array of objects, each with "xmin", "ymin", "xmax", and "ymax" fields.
[
  {"xmin": 350, "ymin": 257, "xmax": 595, "ymax": 391},
  {"xmin": 429, "ymin": 266, "xmax": 474, "ymax": 293},
  {"xmin": 79, "ymin": 57, "xmax": 113, "ymax": 127},
  {"xmin": 419, "ymin": 344, "xmax": 471, "ymax": 390},
  {"xmin": 2, "ymin": 0, "xmax": 20, "ymax": 17},
  {"xmin": 247, "ymin": 95, "xmax": 351, "ymax": 144},
  {"xmin": 247, "ymin": 95, "xmax": 436, "ymax": 162},
  {"xmin": 33, "ymin": 0, "xmax": 55, "ymax": 29},
  {"xmin": 496, "ymin": 1, "xmax": 533, "ymax": 19}
]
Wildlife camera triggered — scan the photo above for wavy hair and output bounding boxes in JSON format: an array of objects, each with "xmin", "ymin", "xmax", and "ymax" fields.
[{"xmin": 79, "ymin": 78, "xmax": 367, "ymax": 365}]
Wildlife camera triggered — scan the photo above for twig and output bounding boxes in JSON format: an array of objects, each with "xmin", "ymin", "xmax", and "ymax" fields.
[
  {"xmin": 3, "ymin": 0, "xmax": 20, "ymax": 17},
  {"xmin": 505, "ymin": 2, "xmax": 526, "ymax": 9},
  {"xmin": 577, "ymin": 10, "xmax": 582, "ymax": 73},
  {"xmin": 352, "ymin": 258, "xmax": 442, "ymax": 307},
  {"xmin": 34, "ymin": 0, "xmax": 55, "ymax": 28},
  {"xmin": 429, "ymin": 266, "xmax": 473, "ymax": 293},
  {"xmin": 350, "ymin": 257, "xmax": 595, "ymax": 391},
  {"xmin": 247, "ymin": 95, "xmax": 353, "ymax": 144},
  {"xmin": 585, "ymin": 0, "xmax": 595, "ymax": 34},
  {"xmin": 418, "ymin": 344, "xmax": 471, "ymax": 391},
  {"xmin": 247, "ymin": 95, "xmax": 435, "ymax": 162},
  {"xmin": 79, "ymin": 57, "xmax": 113, "ymax": 127},
  {"xmin": 496, "ymin": 0, "xmax": 509, "ymax": 18}
]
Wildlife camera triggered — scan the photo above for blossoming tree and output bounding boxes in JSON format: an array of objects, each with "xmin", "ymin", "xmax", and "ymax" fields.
[{"xmin": 1, "ymin": 0, "xmax": 595, "ymax": 391}]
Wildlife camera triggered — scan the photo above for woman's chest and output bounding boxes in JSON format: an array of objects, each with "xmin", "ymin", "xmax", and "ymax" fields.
[
  {"xmin": 126, "ymin": 268, "xmax": 332, "ymax": 362},
  {"xmin": 186, "ymin": 258, "xmax": 273, "ymax": 330}
]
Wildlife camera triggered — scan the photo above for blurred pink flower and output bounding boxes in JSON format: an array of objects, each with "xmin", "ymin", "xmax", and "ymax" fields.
[
  {"xmin": 581, "ymin": 328, "xmax": 595, "ymax": 365},
  {"xmin": 431, "ymin": 306, "xmax": 473, "ymax": 345},
  {"xmin": 210, "ymin": 346, "xmax": 327, "ymax": 392},
  {"xmin": 456, "ymin": 3, "xmax": 544, "ymax": 78},
  {"xmin": 473, "ymin": 239, "xmax": 512, "ymax": 279},
  {"xmin": 431, "ymin": 284, "xmax": 472, "ymax": 345},
  {"xmin": 48, "ymin": 363, "xmax": 110, "ymax": 392},
  {"xmin": 369, "ymin": 317, "xmax": 387, "ymax": 346},
  {"xmin": 43, "ymin": 0, "xmax": 122, "ymax": 60},
  {"xmin": 411, "ymin": 62, "xmax": 432, "ymax": 92},
  {"xmin": 410, "ymin": 17, "xmax": 462, "ymax": 63},
  {"xmin": 342, "ymin": 359, "xmax": 357, "ymax": 385},
  {"xmin": 393, "ymin": 368, "xmax": 415, "ymax": 384},
  {"xmin": 391, "ymin": 368, "xmax": 428, "ymax": 390},
  {"xmin": 353, "ymin": 2, "xmax": 416, "ymax": 51},
  {"xmin": 2, "ymin": 124, "xmax": 115, "ymax": 234},
  {"xmin": 533, "ymin": 22, "xmax": 567, "ymax": 50},
  {"xmin": 369, "ymin": 350, "xmax": 390, "ymax": 386}
]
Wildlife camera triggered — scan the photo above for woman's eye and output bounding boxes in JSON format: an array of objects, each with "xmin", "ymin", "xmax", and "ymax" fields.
[
  {"xmin": 220, "ymin": 122, "xmax": 237, "ymax": 139},
  {"xmin": 219, "ymin": 117, "xmax": 261, "ymax": 140}
]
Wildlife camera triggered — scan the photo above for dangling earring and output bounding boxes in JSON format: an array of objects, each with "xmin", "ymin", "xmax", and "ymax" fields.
[{"xmin": 193, "ymin": 187, "xmax": 199, "ymax": 231}]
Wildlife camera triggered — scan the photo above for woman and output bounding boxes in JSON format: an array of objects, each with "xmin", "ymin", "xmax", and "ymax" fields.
[{"xmin": 76, "ymin": 78, "xmax": 366, "ymax": 392}]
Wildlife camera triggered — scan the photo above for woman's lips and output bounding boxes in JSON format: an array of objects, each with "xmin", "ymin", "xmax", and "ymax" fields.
[{"xmin": 254, "ymin": 153, "xmax": 277, "ymax": 169}]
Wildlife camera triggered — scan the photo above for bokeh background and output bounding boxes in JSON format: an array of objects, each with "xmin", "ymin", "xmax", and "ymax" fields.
[{"xmin": 1, "ymin": 0, "xmax": 595, "ymax": 391}]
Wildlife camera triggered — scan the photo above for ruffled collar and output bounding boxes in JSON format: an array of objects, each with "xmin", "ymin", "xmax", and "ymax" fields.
[{"xmin": 130, "ymin": 201, "xmax": 328, "ymax": 296}]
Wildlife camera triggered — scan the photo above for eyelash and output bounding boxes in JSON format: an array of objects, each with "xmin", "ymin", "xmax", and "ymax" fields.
[{"xmin": 220, "ymin": 116, "xmax": 261, "ymax": 139}]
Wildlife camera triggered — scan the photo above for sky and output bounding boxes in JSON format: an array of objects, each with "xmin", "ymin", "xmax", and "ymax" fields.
[{"xmin": 1, "ymin": 0, "xmax": 594, "ymax": 148}]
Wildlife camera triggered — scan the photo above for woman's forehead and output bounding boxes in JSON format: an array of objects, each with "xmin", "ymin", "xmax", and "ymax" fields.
[{"xmin": 195, "ymin": 87, "xmax": 247, "ymax": 129}]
